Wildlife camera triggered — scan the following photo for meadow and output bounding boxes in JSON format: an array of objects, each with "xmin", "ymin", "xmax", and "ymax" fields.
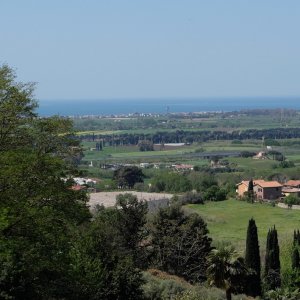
[{"xmin": 188, "ymin": 199, "xmax": 300, "ymax": 253}]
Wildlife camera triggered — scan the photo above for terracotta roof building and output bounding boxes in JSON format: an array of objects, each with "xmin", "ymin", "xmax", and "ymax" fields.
[
  {"xmin": 285, "ymin": 180, "xmax": 300, "ymax": 188},
  {"xmin": 236, "ymin": 179, "xmax": 282, "ymax": 200}
]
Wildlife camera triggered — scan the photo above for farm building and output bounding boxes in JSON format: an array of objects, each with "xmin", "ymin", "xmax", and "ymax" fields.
[{"xmin": 236, "ymin": 179, "xmax": 282, "ymax": 201}]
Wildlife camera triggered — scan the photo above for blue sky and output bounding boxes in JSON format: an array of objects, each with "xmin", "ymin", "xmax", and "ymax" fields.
[{"xmin": 1, "ymin": 0, "xmax": 300, "ymax": 100}]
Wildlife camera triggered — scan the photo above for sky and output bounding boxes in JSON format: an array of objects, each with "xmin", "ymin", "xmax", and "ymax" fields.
[{"xmin": 1, "ymin": 0, "xmax": 300, "ymax": 101}]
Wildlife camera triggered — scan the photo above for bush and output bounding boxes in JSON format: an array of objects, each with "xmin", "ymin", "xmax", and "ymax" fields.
[
  {"xmin": 279, "ymin": 161, "xmax": 295, "ymax": 168},
  {"xmin": 180, "ymin": 192, "xmax": 204, "ymax": 205},
  {"xmin": 284, "ymin": 194, "xmax": 300, "ymax": 207},
  {"xmin": 142, "ymin": 270, "xmax": 189, "ymax": 300},
  {"xmin": 240, "ymin": 151, "xmax": 256, "ymax": 158},
  {"xmin": 203, "ymin": 186, "xmax": 227, "ymax": 202}
]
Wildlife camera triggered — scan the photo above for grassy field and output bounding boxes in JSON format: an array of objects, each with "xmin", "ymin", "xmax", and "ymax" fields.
[{"xmin": 188, "ymin": 199, "xmax": 300, "ymax": 253}]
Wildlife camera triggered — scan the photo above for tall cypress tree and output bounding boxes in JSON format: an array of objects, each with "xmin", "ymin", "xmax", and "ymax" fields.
[
  {"xmin": 292, "ymin": 248, "xmax": 300, "ymax": 270},
  {"xmin": 248, "ymin": 179, "xmax": 254, "ymax": 203},
  {"xmin": 245, "ymin": 218, "xmax": 261, "ymax": 296},
  {"xmin": 264, "ymin": 226, "xmax": 281, "ymax": 289}
]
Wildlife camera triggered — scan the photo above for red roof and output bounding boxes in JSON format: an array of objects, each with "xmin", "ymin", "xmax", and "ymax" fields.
[
  {"xmin": 237, "ymin": 180, "xmax": 282, "ymax": 188},
  {"xmin": 285, "ymin": 180, "xmax": 300, "ymax": 187},
  {"xmin": 70, "ymin": 185, "xmax": 86, "ymax": 191}
]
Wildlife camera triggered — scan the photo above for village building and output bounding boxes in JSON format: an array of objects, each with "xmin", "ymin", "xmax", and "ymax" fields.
[
  {"xmin": 253, "ymin": 151, "xmax": 268, "ymax": 160},
  {"xmin": 282, "ymin": 187, "xmax": 300, "ymax": 197},
  {"xmin": 284, "ymin": 180, "xmax": 300, "ymax": 188},
  {"xmin": 254, "ymin": 180, "xmax": 282, "ymax": 200},
  {"xmin": 236, "ymin": 179, "xmax": 282, "ymax": 201}
]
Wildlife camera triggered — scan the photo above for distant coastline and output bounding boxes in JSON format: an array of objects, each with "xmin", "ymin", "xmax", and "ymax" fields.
[{"xmin": 37, "ymin": 97, "xmax": 300, "ymax": 117}]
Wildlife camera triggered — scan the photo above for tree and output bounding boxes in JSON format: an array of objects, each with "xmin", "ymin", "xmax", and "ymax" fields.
[
  {"xmin": 292, "ymin": 248, "xmax": 300, "ymax": 270},
  {"xmin": 0, "ymin": 65, "xmax": 90, "ymax": 298},
  {"xmin": 70, "ymin": 208, "xmax": 144, "ymax": 300},
  {"xmin": 138, "ymin": 140, "xmax": 154, "ymax": 151},
  {"xmin": 245, "ymin": 218, "xmax": 262, "ymax": 297},
  {"xmin": 113, "ymin": 166, "xmax": 145, "ymax": 188},
  {"xmin": 115, "ymin": 193, "xmax": 148, "ymax": 267},
  {"xmin": 247, "ymin": 179, "xmax": 254, "ymax": 203},
  {"xmin": 264, "ymin": 226, "xmax": 281, "ymax": 290},
  {"xmin": 203, "ymin": 185, "xmax": 227, "ymax": 202},
  {"xmin": 150, "ymin": 205, "xmax": 212, "ymax": 283},
  {"xmin": 207, "ymin": 246, "xmax": 248, "ymax": 300},
  {"xmin": 284, "ymin": 194, "xmax": 300, "ymax": 208}
]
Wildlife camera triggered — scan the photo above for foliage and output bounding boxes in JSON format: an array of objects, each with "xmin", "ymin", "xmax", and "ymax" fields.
[
  {"xmin": 179, "ymin": 192, "xmax": 204, "ymax": 205},
  {"xmin": 264, "ymin": 287, "xmax": 300, "ymax": 300},
  {"xmin": 245, "ymin": 218, "xmax": 262, "ymax": 297},
  {"xmin": 207, "ymin": 245, "xmax": 248, "ymax": 300},
  {"xmin": 69, "ymin": 210, "xmax": 144, "ymax": 299},
  {"xmin": 279, "ymin": 161, "xmax": 295, "ymax": 168},
  {"xmin": 113, "ymin": 166, "xmax": 145, "ymax": 188},
  {"xmin": 115, "ymin": 193, "xmax": 149, "ymax": 267},
  {"xmin": 292, "ymin": 248, "xmax": 300, "ymax": 270},
  {"xmin": 142, "ymin": 270, "xmax": 189, "ymax": 300},
  {"xmin": 138, "ymin": 140, "xmax": 154, "ymax": 151},
  {"xmin": 150, "ymin": 205, "xmax": 212, "ymax": 283},
  {"xmin": 240, "ymin": 151, "xmax": 256, "ymax": 158},
  {"xmin": 0, "ymin": 65, "xmax": 90, "ymax": 298},
  {"xmin": 284, "ymin": 195, "xmax": 300, "ymax": 208},
  {"xmin": 203, "ymin": 185, "xmax": 227, "ymax": 202},
  {"xmin": 174, "ymin": 286, "xmax": 249, "ymax": 300},
  {"xmin": 265, "ymin": 227, "xmax": 281, "ymax": 290},
  {"xmin": 151, "ymin": 172, "xmax": 192, "ymax": 193}
]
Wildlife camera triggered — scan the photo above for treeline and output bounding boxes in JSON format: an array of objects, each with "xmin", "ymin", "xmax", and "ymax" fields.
[{"xmin": 80, "ymin": 127, "xmax": 300, "ymax": 145}]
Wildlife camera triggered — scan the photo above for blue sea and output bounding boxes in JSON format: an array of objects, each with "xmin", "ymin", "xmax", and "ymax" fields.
[{"xmin": 37, "ymin": 97, "xmax": 300, "ymax": 116}]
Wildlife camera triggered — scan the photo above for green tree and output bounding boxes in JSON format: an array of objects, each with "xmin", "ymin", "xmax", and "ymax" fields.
[
  {"xmin": 264, "ymin": 226, "xmax": 281, "ymax": 290},
  {"xmin": 113, "ymin": 166, "xmax": 145, "ymax": 188},
  {"xmin": 150, "ymin": 205, "xmax": 212, "ymax": 283},
  {"xmin": 245, "ymin": 218, "xmax": 262, "ymax": 297},
  {"xmin": 292, "ymin": 248, "xmax": 300, "ymax": 270},
  {"xmin": 138, "ymin": 140, "xmax": 154, "ymax": 151},
  {"xmin": 0, "ymin": 65, "xmax": 90, "ymax": 298},
  {"xmin": 115, "ymin": 193, "xmax": 148, "ymax": 267},
  {"xmin": 247, "ymin": 179, "xmax": 254, "ymax": 203},
  {"xmin": 70, "ymin": 209, "xmax": 144, "ymax": 300},
  {"xmin": 207, "ymin": 246, "xmax": 248, "ymax": 300},
  {"xmin": 203, "ymin": 185, "xmax": 227, "ymax": 202}
]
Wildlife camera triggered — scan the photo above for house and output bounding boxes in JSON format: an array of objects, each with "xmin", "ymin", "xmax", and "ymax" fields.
[
  {"xmin": 172, "ymin": 164, "xmax": 194, "ymax": 171},
  {"xmin": 253, "ymin": 151, "xmax": 268, "ymax": 160},
  {"xmin": 236, "ymin": 181, "xmax": 251, "ymax": 197},
  {"xmin": 284, "ymin": 180, "xmax": 300, "ymax": 188},
  {"xmin": 236, "ymin": 179, "xmax": 282, "ymax": 200},
  {"xmin": 254, "ymin": 180, "xmax": 282, "ymax": 200},
  {"xmin": 282, "ymin": 187, "xmax": 300, "ymax": 197}
]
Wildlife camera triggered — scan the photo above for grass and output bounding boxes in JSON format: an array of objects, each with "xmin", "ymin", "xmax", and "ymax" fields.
[{"xmin": 188, "ymin": 199, "xmax": 300, "ymax": 254}]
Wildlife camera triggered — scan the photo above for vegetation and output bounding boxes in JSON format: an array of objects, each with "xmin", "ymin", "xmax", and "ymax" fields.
[
  {"xmin": 4, "ymin": 64, "xmax": 300, "ymax": 298},
  {"xmin": 207, "ymin": 246, "xmax": 247, "ymax": 300},
  {"xmin": 150, "ymin": 205, "xmax": 212, "ymax": 283},
  {"xmin": 264, "ymin": 227, "xmax": 281, "ymax": 290},
  {"xmin": 113, "ymin": 166, "xmax": 145, "ymax": 188},
  {"xmin": 245, "ymin": 218, "xmax": 261, "ymax": 297}
]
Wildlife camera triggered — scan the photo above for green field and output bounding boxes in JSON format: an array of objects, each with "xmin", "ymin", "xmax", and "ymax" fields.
[{"xmin": 188, "ymin": 199, "xmax": 300, "ymax": 253}]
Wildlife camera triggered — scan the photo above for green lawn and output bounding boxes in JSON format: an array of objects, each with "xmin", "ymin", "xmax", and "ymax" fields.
[{"xmin": 188, "ymin": 199, "xmax": 300, "ymax": 253}]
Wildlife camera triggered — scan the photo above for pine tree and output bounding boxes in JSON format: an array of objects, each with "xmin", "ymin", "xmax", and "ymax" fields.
[{"xmin": 245, "ymin": 218, "xmax": 261, "ymax": 297}]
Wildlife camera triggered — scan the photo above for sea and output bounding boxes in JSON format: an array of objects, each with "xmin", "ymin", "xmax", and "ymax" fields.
[{"xmin": 37, "ymin": 97, "xmax": 300, "ymax": 117}]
